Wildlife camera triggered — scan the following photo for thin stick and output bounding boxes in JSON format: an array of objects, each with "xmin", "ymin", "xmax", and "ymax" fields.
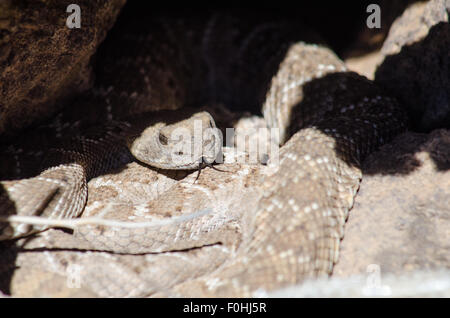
[{"xmin": 0, "ymin": 209, "xmax": 213, "ymax": 230}]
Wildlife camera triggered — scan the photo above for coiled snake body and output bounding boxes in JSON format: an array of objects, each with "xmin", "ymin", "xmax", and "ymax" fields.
[{"xmin": 0, "ymin": 12, "xmax": 407, "ymax": 296}]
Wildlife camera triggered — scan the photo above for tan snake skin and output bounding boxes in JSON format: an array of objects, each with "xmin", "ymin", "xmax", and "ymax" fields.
[{"xmin": 0, "ymin": 11, "xmax": 408, "ymax": 297}]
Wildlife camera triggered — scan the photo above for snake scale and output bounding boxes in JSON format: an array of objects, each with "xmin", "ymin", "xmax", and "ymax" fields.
[{"xmin": 0, "ymin": 10, "xmax": 408, "ymax": 296}]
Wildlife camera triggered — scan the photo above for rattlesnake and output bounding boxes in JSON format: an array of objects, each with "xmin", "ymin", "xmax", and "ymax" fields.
[{"xmin": 0, "ymin": 11, "xmax": 407, "ymax": 296}]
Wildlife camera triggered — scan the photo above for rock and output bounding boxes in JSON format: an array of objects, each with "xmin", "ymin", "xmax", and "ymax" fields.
[
  {"xmin": 333, "ymin": 129, "xmax": 450, "ymax": 279},
  {"xmin": 375, "ymin": 0, "xmax": 450, "ymax": 131},
  {"xmin": 0, "ymin": 0, "xmax": 126, "ymax": 137}
]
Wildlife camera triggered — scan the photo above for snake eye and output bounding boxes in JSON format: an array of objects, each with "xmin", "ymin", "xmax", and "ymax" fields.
[{"xmin": 159, "ymin": 133, "xmax": 168, "ymax": 145}]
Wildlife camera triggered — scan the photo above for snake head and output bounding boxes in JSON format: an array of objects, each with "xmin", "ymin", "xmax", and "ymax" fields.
[{"xmin": 128, "ymin": 111, "xmax": 223, "ymax": 170}]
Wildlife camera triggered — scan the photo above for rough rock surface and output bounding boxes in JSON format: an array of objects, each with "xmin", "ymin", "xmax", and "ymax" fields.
[
  {"xmin": 0, "ymin": 0, "xmax": 126, "ymax": 137},
  {"xmin": 334, "ymin": 129, "xmax": 450, "ymax": 278},
  {"xmin": 375, "ymin": 0, "xmax": 450, "ymax": 131}
]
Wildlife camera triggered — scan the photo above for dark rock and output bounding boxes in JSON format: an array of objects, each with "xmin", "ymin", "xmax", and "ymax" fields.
[{"xmin": 0, "ymin": 0, "xmax": 126, "ymax": 137}]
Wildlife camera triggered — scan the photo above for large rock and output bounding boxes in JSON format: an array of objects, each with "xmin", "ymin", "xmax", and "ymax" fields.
[
  {"xmin": 375, "ymin": 0, "xmax": 450, "ymax": 131},
  {"xmin": 0, "ymin": 0, "xmax": 125, "ymax": 137},
  {"xmin": 334, "ymin": 129, "xmax": 450, "ymax": 279}
]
